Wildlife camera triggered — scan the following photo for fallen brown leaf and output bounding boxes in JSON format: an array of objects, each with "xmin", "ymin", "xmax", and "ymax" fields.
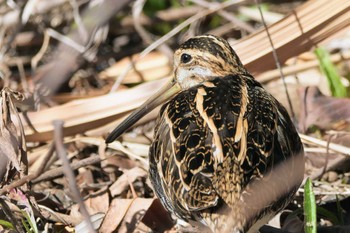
[
  {"xmin": 110, "ymin": 167, "xmax": 148, "ymax": 197},
  {"xmin": 99, "ymin": 198, "xmax": 154, "ymax": 233},
  {"xmin": 299, "ymin": 86, "xmax": 350, "ymax": 133},
  {"xmin": 0, "ymin": 88, "xmax": 26, "ymax": 184},
  {"xmin": 84, "ymin": 190, "xmax": 110, "ymax": 215}
]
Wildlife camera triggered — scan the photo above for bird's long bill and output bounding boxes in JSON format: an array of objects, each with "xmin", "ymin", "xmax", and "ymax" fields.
[{"xmin": 105, "ymin": 80, "xmax": 181, "ymax": 143}]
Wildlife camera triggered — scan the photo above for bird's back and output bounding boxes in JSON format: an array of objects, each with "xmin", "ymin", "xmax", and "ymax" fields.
[{"xmin": 149, "ymin": 74, "xmax": 304, "ymax": 233}]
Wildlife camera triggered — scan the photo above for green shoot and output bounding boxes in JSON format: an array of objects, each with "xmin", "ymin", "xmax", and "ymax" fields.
[
  {"xmin": 304, "ymin": 178, "xmax": 317, "ymax": 233},
  {"xmin": 315, "ymin": 47, "xmax": 348, "ymax": 97}
]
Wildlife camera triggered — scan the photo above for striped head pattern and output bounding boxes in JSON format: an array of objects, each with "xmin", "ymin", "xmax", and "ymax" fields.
[{"xmin": 173, "ymin": 35, "xmax": 248, "ymax": 89}]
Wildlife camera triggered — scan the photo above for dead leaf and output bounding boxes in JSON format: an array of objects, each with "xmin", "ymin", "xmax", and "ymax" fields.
[
  {"xmin": 305, "ymin": 152, "xmax": 346, "ymax": 180},
  {"xmin": 99, "ymin": 198, "xmax": 155, "ymax": 233},
  {"xmin": 75, "ymin": 212, "xmax": 105, "ymax": 233},
  {"xmin": 116, "ymin": 198, "xmax": 154, "ymax": 233},
  {"xmin": 99, "ymin": 198, "xmax": 133, "ymax": 233},
  {"xmin": 0, "ymin": 88, "xmax": 25, "ymax": 184},
  {"xmin": 110, "ymin": 167, "xmax": 148, "ymax": 197},
  {"xmin": 0, "ymin": 132, "xmax": 20, "ymax": 181},
  {"xmin": 305, "ymin": 132, "xmax": 350, "ymax": 179},
  {"xmin": 299, "ymin": 86, "xmax": 350, "ymax": 133},
  {"xmin": 84, "ymin": 191, "xmax": 110, "ymax": 215}
]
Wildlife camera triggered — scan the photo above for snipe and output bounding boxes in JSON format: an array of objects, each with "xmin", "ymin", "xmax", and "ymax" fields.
[{"xmin": 106, "ymin": 35, "xmax": 304, "ymax": 233}]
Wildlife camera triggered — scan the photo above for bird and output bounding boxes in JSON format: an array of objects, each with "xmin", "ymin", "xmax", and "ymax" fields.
[{"xmin": 105, "ymin": 35, "xmax": 305, "ymax": 233}]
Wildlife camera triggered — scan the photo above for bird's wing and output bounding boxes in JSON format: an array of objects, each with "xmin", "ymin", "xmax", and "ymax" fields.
[
  {"xmin": 149, "ymin": 75, "xmax": 302, "ymax": 216},
  {"xmin": 212, "ymin": 76, "xmax": 302, "ymax": 208},
  {"xmin": 243, "ymin": 78, "xmax": 304, "ymax": 190},
  {"xmin": 150, "ymin": 87, "xmax": 219, "ymax": 217},
  {"xmin": 150, "ymin": 75, "xmax": 248, "ymax": 215}
]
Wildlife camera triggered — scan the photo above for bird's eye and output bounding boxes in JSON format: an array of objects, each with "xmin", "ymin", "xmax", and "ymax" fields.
[{"xmin": 181, "ymin": 53, "xmax": 192, "ymax": 63}]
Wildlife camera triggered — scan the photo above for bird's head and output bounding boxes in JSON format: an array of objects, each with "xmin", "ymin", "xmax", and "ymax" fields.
[
  {"xmin": 105, "ymin": 35, "xmax": 246, "ymax": 143},
  {"xmin": 173, "ymin": 35, "xmax": 247, "ymax": 89}
]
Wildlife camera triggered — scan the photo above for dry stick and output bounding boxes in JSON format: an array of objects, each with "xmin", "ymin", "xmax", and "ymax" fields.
[
  {"xmin": 38, "ymin": 204, "xmax": 82, "ymax": 226},
  {"xmin": 299, "ymin": 134, "xmax": 350, "ymax": 157},
  {"xmin": 0, "ymin": 63, "xmax": 11, "ymax": 86},
  {"xmin": 301, "ymin": 133, "xmax": 350, "ymax": 180},
  {"xmin": 32, "ymin": 142, "xmax": 55, "ymax": 174},
  {"xmin": 0, "ymin": 24, "xmax": 6, "ymax": 50},
  {"xmin": 122, "ymin": 6, "xmax": 201, "ymax": 26},
  {"xmin": 0, "ymin": 175, "xmax": 36, "ymax": 196},
  {"xmin": 46, "ymin": 28, "xmax": 86, "ymax": 53},
  {"xmin": 238, "ymin": 6, "xmax": 283, "ymax": 24},
  {"xmin": 302, "ymin": 131, "xmax": 350, "ymax": 180},
  {"xmin": 31, "ymin": 30, "xmax": 51, "ymax": 70},
  {"xmin": 109, "ymin": 0, "xmax": 245, "ymax": 92},
  {"xmin": 0, "ymin": 0, "xmax": 66, "ymax": 28},
  {"xmin": 52, "ymin": 120, "xmax": 95, "ymax": 233},
  {"xmin": 256, "ymin": 0, "xmax": 295, "ymax": 120},
  {"xmin": 311, "ymin": 153, "xmax": 347, "ymax": 181},
  {"xmin": 78, "ymin": 137, "xmax": 149, "ymax": 167},
  {"xmin": 4, "ymin": 56, "xmax": 32, "ymax": 67},
  {"xmin": 322, "ymin": 134, "xmax": 334, "ymax": 176},
  {"xmin": 191, "ymin": 0, "xmax": 255, "ymax": 33},
  {"xmin": 32, "ymin": 154, "xmax": 102, "ymax": 184},
  {"xmin": 206, "ymin": 22, "xmax": 240, "ymax": 37},
  {"xmin": 1, "ymin": 0, "xmax": 67, "ymax": 56},
  {"xmin": 70, "ymin": 0, "xmax": 88, "ymax": 43},
  {"xmin": 257, "ymin": 51, "xmax": 350, "ymax": 84},
  {"xmin": 16, "ymin": 60, "xmax": 29, "ymax": 95},
  {"xmin": 133, "ymin": 0, "xmax": 173, "ymax": 60},
  {"xmin": 127, "ymin": 176, "xmax": 138, "ymax": 199},
  {"xmin": 0, "ymin": 138, "xmax": 95, "ymax": 195},
  {"xmin": 34, "ymin": 0, "xmax": 130, "ymax": 95}
]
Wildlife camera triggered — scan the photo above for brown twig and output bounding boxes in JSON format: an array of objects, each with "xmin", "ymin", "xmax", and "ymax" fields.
[
  {"xmin": 300, "ymin": 134, "xmax": 350, "ymax": 157},
  {"xmin": 257, "ymin": 51, "xmax": 350, "ymax": 83},
  {"xmin": 191, "ymin": 0, "xmax": 255, "ymax": 33},
  {"xmin": 206, "ymin": 22, "xmax": 241, "ymax": 37},
  {"xmin": 31, "ymin": 30, "xmax": 51, "ymax": 70},
  {"xmin": 70, "ymin": 0, "xmax": 88, "ymax": 44},
  {"xmin": 0, "ymin": 174, "xmax": 35, "ymax": 196},
  {"xmin": 238, "ymin": 6, "xmax": 283, "ymax": 24},
  {"xmin": 255, "ymin": 0, "xmax": 295, "ymax": 120},
  {"xmin": 34, "ymin": 0, "xmax": 130, "ymax": 96},
  {"xmin": 39, "ymin": 204, "xmax": 82, "ymax": 225},
  {"xmin": 32, "ymin": 153, "xmax": 102, "ymax": 184},
  {"xmin": 132, "ymin": 0, "xmax": 173, "ymax": 60},
  {"xmin": 16, "ymin": 60, "xmax": 29, "ymax": 95},
  {"xmin": 322, "ymin": 134, "xmax": 334, "ymax": 177},
  {"xmin": 0, "ymin": 0, "xmax": 68, "ymax": 29},
  {"xmin": 307, "ymin": 132, "xmax": 350, "ymax": 180},
  {"xmin": 121, "ymin": 6, "xmax": 202, "ymax": 27},
  {"xmin": 52, "ymin": 120, "xmax": 95, "ymax": 233}
]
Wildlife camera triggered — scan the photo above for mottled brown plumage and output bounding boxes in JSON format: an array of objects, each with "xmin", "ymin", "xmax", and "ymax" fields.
[{"xmin": 106, "ymin": 35, "xmax": 304, "ymax": 233}]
